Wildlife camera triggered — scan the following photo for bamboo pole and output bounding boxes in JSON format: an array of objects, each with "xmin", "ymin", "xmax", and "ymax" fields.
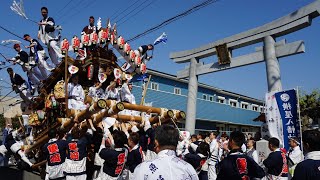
[{"xmin": 140, "ymin": 75, "xmax": 152, "ymax": 105}]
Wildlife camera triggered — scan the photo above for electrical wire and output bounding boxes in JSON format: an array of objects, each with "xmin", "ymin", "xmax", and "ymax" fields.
[
  {"xmin": 117, "ymin": 0, "xmax": 158, "ymax": 27},
  {"xmin": 111, "ymin": 0, "xmax": 142, "ymax": 20},
  {"xmin": 0, "ymin": 26, "xmax": 24, "ymax": 40},
  {"xmin": 59, "ymin": 0, "xmax": 98, "ymax": 25},
  {"xmin": 56, "ymin": 0, "xmax": 86, "ymax": 21},
  {"xmin": 0, "ymin": 44, "xmax": 12, "ymax": 50},
  {"xmin": 1, "ymin": 95, "xmax": 20, "ymax": 103},
  {"xmin": 54, "ymin": 0, "xmax": 76, "ymax": 17},
  {"xmin": 0, "ymin": 90, "xmax": 14, "ymax": 101},
  {"xmin": 115, "ymin": 0, "xmax": 150, "ymax": 24},
  {"xmin": 126, "ymin": 0, "xmax": 219, "ymax": 43}
]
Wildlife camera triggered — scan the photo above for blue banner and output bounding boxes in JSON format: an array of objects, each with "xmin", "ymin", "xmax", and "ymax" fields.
[{"xmin": 274, "ymin": 89, "xmax": 301, "ymax": 150}]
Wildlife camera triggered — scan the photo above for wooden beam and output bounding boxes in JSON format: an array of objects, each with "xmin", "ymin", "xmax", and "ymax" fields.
[
  {"xmin": 177, "ymin": 40, "xmax": 305, "ymax": 78},
  {"xmin": 170, "ymin": 0, "xmax": 320, "ymax": 62}
]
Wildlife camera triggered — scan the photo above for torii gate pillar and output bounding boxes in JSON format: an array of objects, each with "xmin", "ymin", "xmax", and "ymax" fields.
[
  {"xmin": 185, "ymin": 57, "xmax": 198, "ymax": 134},
  {"xmin": 264, "ymin": 36, "xmax": 282, "ymax": 92}
]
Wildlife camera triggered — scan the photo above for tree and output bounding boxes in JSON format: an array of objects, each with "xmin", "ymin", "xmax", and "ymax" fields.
[
  {"xmin": 0, "ymin": 113, "xmax": 5, "ymax": 129},
  {"xmin": 0, "ymin": 113, "xmax": 21, "ymax": 130},
  {"xmin": 299, "ymin": 89, "xmax": 320, "ymax": 130}
]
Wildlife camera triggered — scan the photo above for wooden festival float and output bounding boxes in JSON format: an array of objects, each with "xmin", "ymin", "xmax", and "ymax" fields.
[{"xmin": 22, "ymin": 19, "xmax": 186, "ymax": 166}]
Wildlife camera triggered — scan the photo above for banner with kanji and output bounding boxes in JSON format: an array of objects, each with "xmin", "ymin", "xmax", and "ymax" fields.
[
  {"xmin": 265, "ymin": 91, "xmax": 284, "ymax": 146},
  {"xmin": 274, "ymin": 89, "xmax": 301, "ymax": 150}
]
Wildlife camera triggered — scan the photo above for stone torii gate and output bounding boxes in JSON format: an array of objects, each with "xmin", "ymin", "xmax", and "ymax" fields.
[{"xmin": 170, "ymin": 0, "xmax": 320, "ymax": 134}]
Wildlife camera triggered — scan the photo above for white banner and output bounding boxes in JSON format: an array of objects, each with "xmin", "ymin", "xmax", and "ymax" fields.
[{"xmin": 265, "ymin": 91, "xmax": 284, "ymax": 146}]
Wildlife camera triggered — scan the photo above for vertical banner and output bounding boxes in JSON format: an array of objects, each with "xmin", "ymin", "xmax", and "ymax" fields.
[
  {"xmin": 274, "ymin": 89, "xmax": 301, "ymax": 150},
  {"xmin": 265, "ymin": 92, "xmax": 284, "ymax": 146}
]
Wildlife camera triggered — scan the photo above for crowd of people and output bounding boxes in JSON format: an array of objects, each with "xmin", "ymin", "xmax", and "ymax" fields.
[
  {"xmin": 1, "ymin": 117, "xmax": 320, "ymax": 180},
  {"xmin": 1, "ymin": 5, "xmax": 320, "ymax": 180}
]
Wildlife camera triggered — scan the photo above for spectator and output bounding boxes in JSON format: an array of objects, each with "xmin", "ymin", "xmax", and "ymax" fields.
[
  {"xmin": 189, "ymin": 132, "xmax": 206, "ymax": 154},
  {"xmin": 246, "ymin": 138, "xmax": 259, "ymax": 163},
  {"xmin": 287, "ymin": 137, "xmax": 303, "ymax": 177},
  {"xmin": 219, "ymin": 133, "xmax": 229, "ymax": 160},
  {"xmin": 184, "ymin": 142, "xmax": 210, "ymax": 180},
  {"xmin": 263, "ymin": 137, "xmax": 288, "ymax": 179},
  {"xmin": 191, "ymin": 134, "xmax": 197, "ymax": 143},
  {"xmin": 292, "ymin": 130, "xmax": 320, "ymax": 180},
  {"xmin": 208, "ymin": 131, "xmax": 219, "ymax": 180},
  {"xmin": 133, "ymin": 125, "xmax": 198, "ymax": 180},
  {"xmin": 217, "ymin": 131, "xmax": 265, "ymax": 179},
  {"xmin": 2, "ymin": 124, "xmax": 12, "ymax": 145}
]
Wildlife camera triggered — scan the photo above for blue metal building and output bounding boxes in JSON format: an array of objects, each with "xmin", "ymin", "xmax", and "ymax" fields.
[{"xmin": 131, "ymin": 69, "xmax": 263, "ymax": 134}]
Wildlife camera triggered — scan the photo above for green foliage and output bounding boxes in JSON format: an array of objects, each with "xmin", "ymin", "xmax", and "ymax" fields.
[
  {"xmin": 299, "ymin": 89, "xmax": 320, "ymax": 125},
  {"xmin": 0, "ymin": 113, "xmax": 5, "ymax": 129},
  {"xmin": 0, "ymin": 113, "xmax": 21, "ymax": 129},
  {"xmin": 11, "ymin": 116, "xmax": 22, "ymax": 129}
]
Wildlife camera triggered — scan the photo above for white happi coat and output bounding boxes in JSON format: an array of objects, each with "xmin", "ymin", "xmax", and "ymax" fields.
[
  {"xmin": 132, "ymin": 150, "xmax": 199, "ymax": 180},
  {"xmin": 88, "ymin": 86, "xmax": 105, "ymax": 101},
  {"xmin": 288, "ymin": 145, "xmax": 303, "ymax": 177},
  {"xmin": 105, "ymin": 89, "xmax": 119, "ymax": 101},
  {"xmin": 68, "ymin": 83, "xmax": 87, "ymax": 110},
  {"xmin": 120, "ymin": 83, "xmax": 134, "ymax": 103},
  {"xmin": 120, "ymin": 83, "xmax": 138, "ymax": 116}
]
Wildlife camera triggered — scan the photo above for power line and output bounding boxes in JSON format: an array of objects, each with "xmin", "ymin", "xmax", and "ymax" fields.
[
  {"xmin": 59, "ymin": 0, "xmax": 99, "ymax": 25},
  {"xmin": 126, "ymin": 0, "xmax": 219, "ymax": 43},
  {"xmin": 111, "ymin": 0, "xmax": 142, "ymax": 20},
  {"xmin": 54, "ymin": 0, "xmax": 76, "ymax": 17},
  {"xmin": 0, "ymin": 26, "xmax": 24, "ymax": 40},
  {"xmin": 0, "ymin": 44, "xmax": 12, "ymax": 50},
  {"xmin": 1, "ymin": 95, "xmax": 20, "ymax": 103},
  {"xmin": 0, "ymin": 90, "xmax": 14, "ymax": 101},
  {"xmin": 56, "ymin": 0, "xmax": 86, "ymax": 21},
  {"xmin": 117, "ymin": 0, "xmax": 158, "ymax": 27},
  {"xmin": 115, "ymin": 0, "xmax": 150, "ymax": 24}
]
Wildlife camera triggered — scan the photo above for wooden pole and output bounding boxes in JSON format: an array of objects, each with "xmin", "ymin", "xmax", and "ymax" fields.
[
  {"xmin": 65, "ymin": 51, "xmax": 69, "ymax": 117},
  {"xmin": 122, "ymin": 102, "xmax": 162, "ymax": 114},
  {"xmin": 140, "ymin": 75, "xmax": 152, "ymax": 105}
]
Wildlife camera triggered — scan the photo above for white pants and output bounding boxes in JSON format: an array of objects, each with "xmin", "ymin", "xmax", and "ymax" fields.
[
  {"xmin": 37, "ymin": 50, "xmax": 54, "ymax": 73},
  {"xmin": 16, "ymin": 84, "xmax": 32, "ymax": 104},
  {"xmin": 96, "ymin": 171, "xmax": 118, "ymax": 180},
  {"xmin": 48, "ymin": 40, "xmax": 62, "ymax": 66},
  {"xmin": 66, "ymin": 174, "xmax": 86, "ymax": 180},
  {"xmin": 208, "ymin": 164, "xmax": 217, "ymax": 180},
  {"xmin": 29, "ymin": 67, "xmax": 45, "ymax": 82},
  {"xmin": 46, "ymin": 163, "xmax": 65, "ymax": 180}
]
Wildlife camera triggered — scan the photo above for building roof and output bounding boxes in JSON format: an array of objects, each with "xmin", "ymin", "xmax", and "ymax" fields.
[{"xmin": 147, "ymin": 69, "xmax": 263, "ymax": 104}]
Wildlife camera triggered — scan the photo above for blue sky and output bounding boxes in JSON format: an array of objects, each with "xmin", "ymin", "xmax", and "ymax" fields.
[{"xmin": 0, "ymin": 0, "xmax": 319, "ymax": 100}]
